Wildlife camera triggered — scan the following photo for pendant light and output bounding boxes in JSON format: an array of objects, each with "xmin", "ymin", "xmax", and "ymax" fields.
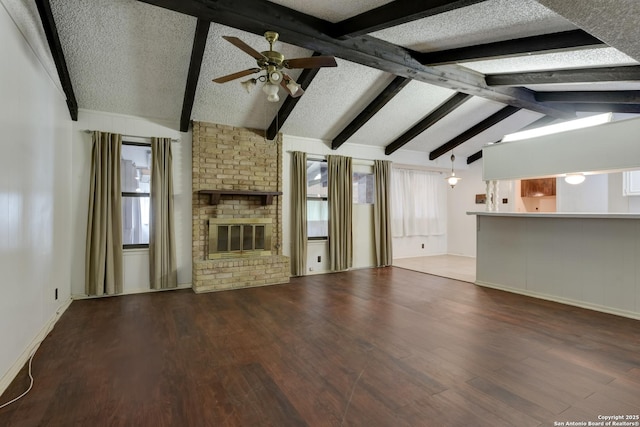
[{"xmin": 446, "ymin": 153, "xmax": 461, "ymax": 188}]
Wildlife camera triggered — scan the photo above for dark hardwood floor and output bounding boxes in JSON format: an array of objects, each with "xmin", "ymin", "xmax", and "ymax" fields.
[{"xmin": 1, "ymin": 267, "xmax": 639, "ymax": 426}]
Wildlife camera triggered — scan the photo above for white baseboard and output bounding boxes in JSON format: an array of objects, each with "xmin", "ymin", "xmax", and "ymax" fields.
[
  {"xmin": 0, "ymin": 297, "xmax": 73, "ymax": 397},
  {"xmin": 475, "ymin": 280, "xmax": 640, "ymax": 321},
  {"xmin": 71, "ymin": 283, "xmax": 193, "ymax": 300}
]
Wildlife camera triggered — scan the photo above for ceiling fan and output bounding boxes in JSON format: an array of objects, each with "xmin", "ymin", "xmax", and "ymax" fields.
[{"xmin": 212, "ymin": 31, "xmax": 337, "ymax": 102}]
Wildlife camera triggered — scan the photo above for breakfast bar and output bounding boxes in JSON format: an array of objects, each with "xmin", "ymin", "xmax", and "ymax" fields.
[{"xmin": 469, "ymin": 211, "xmax": 640, "ymax": 319}]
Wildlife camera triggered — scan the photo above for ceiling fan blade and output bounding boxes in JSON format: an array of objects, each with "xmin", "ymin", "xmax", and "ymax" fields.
[
  {"xmin": 222, "ymin": 36, "xmax": 267, "ymax": 60},
  {"xmin": 284, "ymin": 56, "xmax": 338, "ymax": 69},
  {"xmin": 280, "ymin": 74, "xmax": 305, "ymax": 98},
  {"xmin": 212, "ymin": 68, "xmax": 261, "ymax": 84}
]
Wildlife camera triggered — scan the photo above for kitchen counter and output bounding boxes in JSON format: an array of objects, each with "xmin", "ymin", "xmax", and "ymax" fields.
[
  {"xmin": 468, "ymin": 211, "xmax": 640, "ymax": 219},
  {"xmin": 468, "ymin": 211, "xmax": 640, "ymax": 319}
]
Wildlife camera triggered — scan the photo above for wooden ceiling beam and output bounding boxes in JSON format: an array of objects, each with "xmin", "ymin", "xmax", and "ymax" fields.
[
  {"xmin": 331, "ymin": 76, "xmax": 410, "ymax": 149},
  {"xmin": 180, "ymin": 19, "xmax": 210, "ymax": 132},
  {"xmin": 429, "ymin": 105, "xmax": 520, "ymax": 160},
  {"xmin": 418, "ymin": 30, "xmax": 603, "ymax": 65},
  {"xmin": 466, "ymin": 115, "xmax": 557, "ymax": 164},
  {"xmin": 385, "ymin": 92, "xmax": 472, "ymax": 155},
  {"xmin": 486, "ymin": 65, "xmax": 640, "ymax": 86},
  {"xmin": 266, "ymin": 63, "xmax": 321, "ymax": 141},
  {"xmin": 35, "ymin": 0, "xmax": 78, "ymax": 120},
  {"xmin": 137, "ymin": 0, "xmax": 574, "ymax": 120},
  {"xmin": 332, "ymin": 0, "xmax": 488, "ymax": 38},
  {"xmin": 535, "ymin": 90, "xmax": 640, "ymax": 104}
]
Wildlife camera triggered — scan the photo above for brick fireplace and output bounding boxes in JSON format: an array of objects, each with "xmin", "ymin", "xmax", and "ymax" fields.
[{"xmin": 191, "ymin": 121, "xmax": 290, "ymax": 293}]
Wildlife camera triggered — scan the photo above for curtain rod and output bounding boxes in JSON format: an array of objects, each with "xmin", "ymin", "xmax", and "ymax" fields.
[
  {"xmin": 285, "ymin": 150, "xmax": 446, "ymax": 171},
  {"xmin": 285, "ymin": 150, "xmax": 374, "ymax": 164},
  {"xmin": 83, "ymin": 130, "xmax": 180, "ymax": 142}
]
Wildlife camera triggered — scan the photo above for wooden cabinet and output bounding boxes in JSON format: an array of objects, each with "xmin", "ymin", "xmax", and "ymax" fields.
[{"xmin": 521, "ymin": 178, "xmax": 556, "ymax": 197}]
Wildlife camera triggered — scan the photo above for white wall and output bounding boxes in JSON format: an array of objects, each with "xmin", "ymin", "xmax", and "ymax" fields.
[
  {"xmin": 557, "ymin": 173, "xmax": 609, "ymax": 212},
  {"xmin": 70, "ymin": 110, "xmax": 192, "ymax": 296},
  {"xmin": 447, "ymin": 160, "xmax": 492, "ymax": 257},
  {"xmin": 608, "ymin": 171, "xmax": 640, "ymax": 213},
  {"xmin": 0, "ymin": 4, "xmax": 72, "ymax": 392}
]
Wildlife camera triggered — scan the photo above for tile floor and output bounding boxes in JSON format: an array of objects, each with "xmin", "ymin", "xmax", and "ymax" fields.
[{"xmin": 392, "ymin": 254, "xmax": 476, "ymax": 283}]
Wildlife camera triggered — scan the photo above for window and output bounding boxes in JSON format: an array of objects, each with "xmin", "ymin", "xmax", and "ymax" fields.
[
  {"xmin": 121, "ymin": 142, "xmax": 151, "ymax": 248},
  {"xmin": 306, "ymin": 159, "xmax": 328, "ymax": 239},
  {"xmin": 353, "ymin": 172, "xmax": 374, "ymax": 204}
]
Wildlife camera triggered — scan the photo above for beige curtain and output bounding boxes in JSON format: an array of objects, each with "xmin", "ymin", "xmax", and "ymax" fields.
[
  {"xmin": 291, "ymin": 152, "xmax": 307, "ymax": 276},
  {"xmin": 150, "ymin": 137, "xmax": 178, "ymax": 289},
  {"xmin": 373, "ymin": 160, "xmax": 393, "ymax": 267},
  {"xmin": 328, "ymin": 155, "xmax": 353, "ymax": 271},
  {"xmin": 85, "ymin": 131, "xmax": 123, "ymax": 296}
]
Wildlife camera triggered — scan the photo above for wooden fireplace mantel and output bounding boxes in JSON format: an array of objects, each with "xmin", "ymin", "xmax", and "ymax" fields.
[{"xmin": 197, "ymin": 190, "xmax": 282, "ymax": 206}]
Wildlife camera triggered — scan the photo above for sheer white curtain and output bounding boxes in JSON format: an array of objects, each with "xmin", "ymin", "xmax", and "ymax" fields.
[{"xmin": 391, "ymin": 168, "xmax": 446, "ymax": 237}]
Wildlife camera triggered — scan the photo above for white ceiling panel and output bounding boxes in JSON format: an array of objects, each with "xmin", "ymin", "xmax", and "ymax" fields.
[
  {"xmin": 401, "ymin": 97, "xmax": 506, "ymax": 154},
  {"xmin": 371, "ymin": 0, "xmax": 575, "ymax": 52},
  {"xmin": 461, "ymin": 47, "xmax": 638, "ymax": 75},
  {"xmin": 451, "ymin": 110, "xmax": 546, "ymax": 158},
  {"xmin": 346, "ymin": 81, "xmax": 456, "ymax": 147},
  {"xmin": 50, "ymin": 0, "xmax": 195, "ymax": 121},
  {"xmin": 267, "ymin": 0, "xmax": 393, "ymax": 23},
  {"xmin": 280, "ymin": 58, "xmax": 391, "ymax": 140},
  {"xmin": 525, "ymin": 82, "xmax": 640, "ymax": 92}
]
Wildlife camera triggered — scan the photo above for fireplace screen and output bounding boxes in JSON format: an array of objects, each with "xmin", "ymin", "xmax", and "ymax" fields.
[{"xmin": 209, "ymin": 218, "xmax": 272, "ymax": 259}]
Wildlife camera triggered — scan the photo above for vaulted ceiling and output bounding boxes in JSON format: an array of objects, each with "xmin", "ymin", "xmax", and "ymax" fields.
[{"xmin": 6, "ymin": 0, "xmax": 640, "ymax": 164}]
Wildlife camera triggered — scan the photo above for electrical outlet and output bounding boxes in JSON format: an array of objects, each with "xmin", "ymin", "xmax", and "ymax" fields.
[
  {"xmin": 317, "ymin": 255, "xmax": 321, "ymax": 262},
  {"xmin": 55, "ymin": 288, "xmax": 58, "ymax": 300},
  {"xmin": 502, "ymin": 198, "xmax": 508, "ymax": 204}
]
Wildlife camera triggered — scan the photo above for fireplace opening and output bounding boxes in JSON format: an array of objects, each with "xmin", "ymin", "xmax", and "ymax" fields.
[{"xmin": 209, "ymin": 218, "xmax": 272, "ymax": 259}]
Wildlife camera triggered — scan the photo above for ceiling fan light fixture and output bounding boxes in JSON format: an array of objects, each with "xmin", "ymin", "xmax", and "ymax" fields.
[
  {"xmin": 262, "ymin": 82, "xmax": 280, "ymax": 102},
  {"xmin": 268, "ymin": 69, "xmax": 282, "ymax": 84},
  {"xmin": 240, "ymin": 78, "xmax": 256, "ymax": 93},
  {"xmin": 286, "ymin": 79, "xmax": 301, "ymax": 95}
]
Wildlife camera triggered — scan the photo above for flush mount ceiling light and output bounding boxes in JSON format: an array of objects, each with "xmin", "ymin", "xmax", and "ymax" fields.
[
  {"xmin": 564, "ymin": 173, "xmax": 586, "ymax": 185},
  {"xmin": 446, "ymin": 153, "xmax": 461, "ymax": 188},
  {"xmin": 502, "ymin": 113, "xmax": 613, "ymax": 142}
]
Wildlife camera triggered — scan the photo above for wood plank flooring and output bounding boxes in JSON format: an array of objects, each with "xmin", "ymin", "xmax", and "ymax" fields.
[{"xmin": 1, "ymin": 267, "xmax": 639, "ymax": 426}]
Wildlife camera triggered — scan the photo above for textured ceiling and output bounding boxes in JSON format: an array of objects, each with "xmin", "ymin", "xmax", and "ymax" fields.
[
  {"xmin": 192, "ymin": 23, "xmax": 310, "ymax": 130},
  {"xmin": 463, "ymin": 47, "xmax": 637, "ymax": 74},
  {"xmin": 280, "ymin": 59, "xmax": 391, "ymax": 140},
  {"xmin": 537, "ymin": 0, "xmax": 640, "ymax": 62},
  {"xmin": 371, "ymin": 0, "xmax": 575, "ymax": 52},
  {"xmin": 50, "ymin": 0, "xmax": 195, "ymax": 121},
  {"xmin": 346, "ymin": 81, "xmax": 456, "ymax": 148},
  {"xmin": 267, "ymin": 0, "xmax": 393, "ymax": 22},
  {"xmin": 8, "ymin": 0, "xmax": 640, "ymax": 163}
]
